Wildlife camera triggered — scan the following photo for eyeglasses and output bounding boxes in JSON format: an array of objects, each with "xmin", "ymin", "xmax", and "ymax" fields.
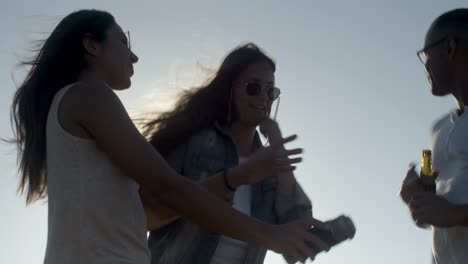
[
  {"xmin": 126, "ymin": 31, "xmax": 132, "ymax": 50},
  {"xmin": 417, "ymin": 37, "xmax": 447, "ymax": 64},
  {"xmin": 245, "ymin": 82, "xmax": 281, "ymax": 101}
]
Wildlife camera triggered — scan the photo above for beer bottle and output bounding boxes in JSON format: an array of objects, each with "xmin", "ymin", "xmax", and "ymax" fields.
[{"xmin": 420, "ymin": 150, "xmax": 435, "ymax": 193}]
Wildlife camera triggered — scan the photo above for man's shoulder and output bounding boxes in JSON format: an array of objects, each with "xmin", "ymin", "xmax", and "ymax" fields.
[{"xmin": 431, "ymin": 111, "xmax": 454, "ymax": 133}]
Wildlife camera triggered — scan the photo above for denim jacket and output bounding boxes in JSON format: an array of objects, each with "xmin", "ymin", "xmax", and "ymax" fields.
[{"xmin": 148, "ymin": 123, "xmax": 313, "ymax": 264}]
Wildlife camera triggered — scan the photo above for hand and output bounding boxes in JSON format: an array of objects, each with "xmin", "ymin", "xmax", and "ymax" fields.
[
  {"xmin": 264, "ymin": 218, "xmax": 330, "ymax": 263},
  {"xmin": 409, "ymin": 192, "xmax": 463, "ymax": 228},
  {"xmin": 284, "ymin": 250, "xmax": 319, "ymax": 264},
  {"xmin": 231, "ymin": 134, "xmax": 302, "ymax": 186},
  {"xmin": 400, "ymin": 164, "xmax": 424, "ymax": 205},
  {"xmin": 259, "ymin": 118, "xmax": 282, "ymax": 142}
]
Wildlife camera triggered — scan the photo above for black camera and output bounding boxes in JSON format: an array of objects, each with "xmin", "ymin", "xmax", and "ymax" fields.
[{"xmin": 284, "ymin": 215, "xmax": 355, "ymax": 263}]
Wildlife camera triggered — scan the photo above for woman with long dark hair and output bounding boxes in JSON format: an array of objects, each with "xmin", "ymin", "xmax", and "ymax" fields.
[
  {"xmin": 143, "ymin": 43, "xmax": 325, "ymax": 264},
  {"xmin": 10, "ymin": 10, "xmax": 327, "ymax": 264}
]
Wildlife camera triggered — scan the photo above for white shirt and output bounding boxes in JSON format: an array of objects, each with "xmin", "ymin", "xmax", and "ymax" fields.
[
  {"xmin": 431, "ymin": 108, "xmax": 468, "ymax": 264},
  {"xmin": 210, "ymin": 157, "xmax": 252, "ymax": 264}
]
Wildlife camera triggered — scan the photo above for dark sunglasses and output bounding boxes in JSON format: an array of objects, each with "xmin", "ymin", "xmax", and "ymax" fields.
[{"xmin": 245, "ymin": 82, "xmax": 281, "ymax": 101}]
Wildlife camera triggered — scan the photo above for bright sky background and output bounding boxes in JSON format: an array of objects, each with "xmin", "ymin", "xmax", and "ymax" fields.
[{"xmin": 0, "ymin": 1, "xmax": 466, "ymax": 263}]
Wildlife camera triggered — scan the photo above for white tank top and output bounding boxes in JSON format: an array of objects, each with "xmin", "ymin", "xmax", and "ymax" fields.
[{"xmin": 44, "ymin": 84, "xmax": 150, "ymax": 264}]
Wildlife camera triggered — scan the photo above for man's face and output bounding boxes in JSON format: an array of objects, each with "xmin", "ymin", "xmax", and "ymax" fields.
[{"xmin": 422, "ymin": 27, "xmax": 455, "ymax": 96}]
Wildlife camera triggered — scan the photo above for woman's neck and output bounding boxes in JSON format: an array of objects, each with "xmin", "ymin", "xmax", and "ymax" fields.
[
  {"xmin": 78, "ymin": 66, "xmax": 107, "ymax": 85},
  {"xmin": 230, "ymin": 122, "xmax": 256, "ymax": 157}
]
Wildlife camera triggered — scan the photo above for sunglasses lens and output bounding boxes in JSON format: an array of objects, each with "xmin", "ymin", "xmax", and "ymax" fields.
[
  {"xmin": 268, "ymin": 87, "xmax": 281, "ymax": 100},
  {"xmin": 245, "ymin": 83, "xmax": 261, "ymax": 96},
  {"xmin": 246, "ymin": 83, "xmax": 280, "ymax": 100}
]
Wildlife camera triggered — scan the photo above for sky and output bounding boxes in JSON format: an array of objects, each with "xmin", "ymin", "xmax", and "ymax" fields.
[{"xmin": 0, "ymin": 0, "xmax": 466, "ymax": 263}]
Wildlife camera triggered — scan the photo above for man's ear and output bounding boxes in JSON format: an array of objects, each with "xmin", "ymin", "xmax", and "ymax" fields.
[{"xmin": 447, "ymin": 37, "xmax": 458, "ymax": 60}]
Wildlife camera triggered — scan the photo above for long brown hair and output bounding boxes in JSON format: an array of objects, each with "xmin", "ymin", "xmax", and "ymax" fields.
[
  {"xmin": 10, "ymin": 10, "xmax": 116, "ymax": 204},
  {"xmin": 141, "ymin": 43, "xmax": 276, "ymax": 156}
]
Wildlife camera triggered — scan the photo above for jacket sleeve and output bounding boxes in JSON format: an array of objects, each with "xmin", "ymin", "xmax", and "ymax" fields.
[{"xmin": 274, "ymin": 180, "xmax": 313, "ymax": 224}]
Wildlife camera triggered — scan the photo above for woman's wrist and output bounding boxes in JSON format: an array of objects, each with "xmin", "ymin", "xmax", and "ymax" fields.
[
  {"xmin": 225, "ymin": 165, "xmax": 247, "ymax": 188},
  {"xmin": 223, "ymin": 168, "xmax": 237, "ymax": 191}
]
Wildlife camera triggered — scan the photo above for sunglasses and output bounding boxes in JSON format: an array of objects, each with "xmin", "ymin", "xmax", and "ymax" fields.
[{"xmin": 245, "ymin": 82, "xmax": 281, "ymax": 101}]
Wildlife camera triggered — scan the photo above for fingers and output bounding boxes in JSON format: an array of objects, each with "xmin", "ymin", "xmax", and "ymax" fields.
[
  {"xmin": 285, "ymin": 251, "xmax": 302, "ymax": 264},
  {"xmin": 412, "ymin": 207, "xmax": 428, "ymax": 225},
  {"xmin": 411, "ymin": 192, "xmax": 434, "ymax": 201},
  {"xmin": 281, "ymin": 245, "xmax": 304, "ymax": 264},
  {"xmin": 297, "ymin": 217, "xmax": 330, "ymax": 231},
  {"xmin": 400, "ymin": 164, "xmax": 421, "ymax": 203},
  {"xmin": 280, "ymin": 148, "xmax": 303, "ymax": 156},
  {"xmin": 291, "ymin": 244, "xmax": 309, "ymax": 263},
  {"xmin": 296, "ymin": 246, "xmax": 311, "ymax": 264},
  {"xmin": 272, "ymin": 155, "xmax": 301, "ymax": 173},
  {"xmin": 412, "ymin": 207, "xmax": 425, "ymax": 220},
  {"xmin": 302, "ymin": 231, "xmax": 330, "ymax": 252},
  {"xmin": 285, "ymin": 254, "xmax": 311, "ymax": 264},
  {"xmin": 408, "ymin": 196, "xmax": 422, "ymax": 211},
  {"xmin": 403, "ymin": 164, "xmax": 419, "ymax": 184},
  {"xmin": 267, "ymin": 136, "xmax": 303, "ymax": 164},
  {"xmin": 276, "ymin": 166, "xmax": 297, "ymax": 173},
  {"xmin": 309, "ymin": 252, "xmax": 318, "ymax": 262},
  {"xmin": 290, "ymin": 157, "xmax": 302, "ymax": 164},
  {"xmin": 409, "ymin": 193, "xmax": 434, "ymax": 212},
  {"xmin": 288, "ymin": 218, "xmax": 330, "ymax": 251},
  {"xmin": 281, "ymin": 218, "xmax": 331, "ymax": 263},
  {"xmin": 274, "ymin": 149, "xmax": 303, "ymax": 169},
  {"xmin": 284, "ymin": 255, "xmax": 297, "ymax": 264},
  {"xmin": 275, "ymin": 157, "xmax": 302, "ymax": 166},
  {"xmin": 408, "ymin": 193, "xmax": 435, "ymax": 222},
  {"xmin": 273, "ymin": 156, "xmax": 302, "ymax": 173},
  {"xmin": 270, "ymin": 134, "xmax": 297, "ymax": 148}
]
